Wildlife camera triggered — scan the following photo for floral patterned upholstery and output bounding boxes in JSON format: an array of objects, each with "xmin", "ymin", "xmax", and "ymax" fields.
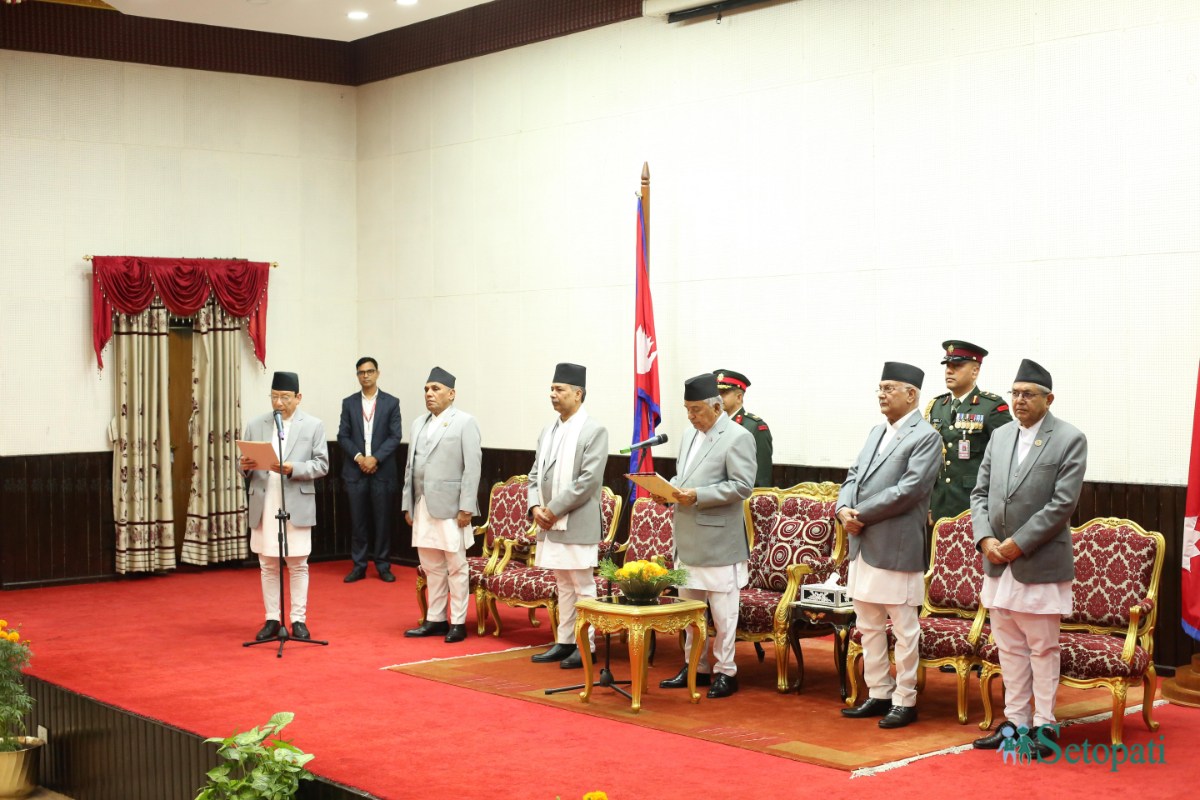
[
  {"xmin": 1066, "ymin": 521, "xmax": 1159, "ymax": 630},
  {"xmin": 921, "ymin": 617, "xmax": 990, "ymax": 660},
  {"xmin": 483, "ymin": 566, "xmax": 559, "ymax": 604},
  {"xmin": 624, "ymin": 499, "xmax": 675, "ymax": 566},
  {"xmin": 977, "ymin": 517, "xmax": 1166, "ymax": 745},
  {"xmin": 746, "ymin": 491, "xmax": 780, "ymax": 549},
  {"xmin": 480, "ymin": 486, "xmax": 621, "ymax": 636},
  {"xmin": 737, "ymin": 587, "xmax": 780, "ymax": 634},
  {"xmin": 926, "ymin": 512, "xmax": 984, "ymax": 614},
  {"xmin": 735, "ymin": 482, "xmax": 843, "ymax": 692},
  {"xmin": 749, "ymin": 515, "xmax": 838, "ymax": 592}
]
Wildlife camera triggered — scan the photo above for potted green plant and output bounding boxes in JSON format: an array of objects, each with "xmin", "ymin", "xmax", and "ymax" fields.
[
  {"xmin": 194, "ymin": 712, "xmax": 314, "ymax": 800},
  {"xmin": 0, "ymin": 619, "xmax": 42, "ymax": 799}
]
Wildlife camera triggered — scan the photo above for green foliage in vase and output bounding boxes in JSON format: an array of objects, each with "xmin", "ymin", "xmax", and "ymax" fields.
[{"xmin": 195, "ymin": 712, "xmax": 315, "ymax": 800}]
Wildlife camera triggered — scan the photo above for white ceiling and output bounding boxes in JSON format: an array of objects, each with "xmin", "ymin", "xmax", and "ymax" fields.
[{"xmin": 101, "ymin": 0, "xmax": 495, "ymax": 43}]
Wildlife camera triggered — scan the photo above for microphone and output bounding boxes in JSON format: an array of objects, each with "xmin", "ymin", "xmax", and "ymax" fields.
[
  {"xmin": 620, "ymin": 433, "xmax": 668, "ymax": 455},
  {"xmin": 273, "ymin": 410, "xmax": 284, "ymax": 437}
]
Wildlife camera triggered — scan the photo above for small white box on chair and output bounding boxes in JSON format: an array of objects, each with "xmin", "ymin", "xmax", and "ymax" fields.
[{"xmin": 798, "ymin": 578, "xmax": 852, "ymax": 609}]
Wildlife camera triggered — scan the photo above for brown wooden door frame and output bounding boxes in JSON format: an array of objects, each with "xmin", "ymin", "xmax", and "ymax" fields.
[{"xmin": 167, "ymin": 323, "xmax": 193, "ymax": 564}]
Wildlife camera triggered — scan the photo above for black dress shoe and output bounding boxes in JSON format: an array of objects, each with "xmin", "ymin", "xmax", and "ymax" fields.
[
  {"xmin": 404, "ymin": 620, "xmax": 450, "ymax": 638},
  {"xmin": 291, "ymin": 621, "xmax": 311, "ymax": 640},
  {"xmin": 659, "ymin": 665, "xmax": 711, "ymax": 689},
  {"xmin": 344, "ymin": 566, "xmax": 366, "ymax": 583},
  {"xmin": 378, "ymin": 568, "xmax": 396, "ymax": 583},
  {"xmin": 254, "ymin": 620, "xmax": 281, "ymax": 641},
  {"xmin": 1031, "ymin": 725, "xmax": 1057, "ymax": 758},
  {"xmin": 706, "ymin": 674, "xmax": 739, "ymax": 699},
  {"xmin": 531, "ymin": 643, "xmax": 576, "ymax": 663},
  {"xmin": 841, "ymin": 697, "xmax": 893, "ymax": 718},
  {"xmin": 878, "ymin": 705, "xmax": 918, "ymax": 729},
  {"xmin": 973, "ymin": 726, "xmax": 1011, "ymax": 750},
  {"xmin": 444, "ymin": 624, "xmax": 467, "ymax": 643},
  {"xmin": 560, "ymin": 649, "xmax": 595, "ymax": 669}
]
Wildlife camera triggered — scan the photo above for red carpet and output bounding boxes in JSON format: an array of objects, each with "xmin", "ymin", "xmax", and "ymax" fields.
[{"xmin": 4, "ymin": 563, "xmax": 1198, "ymax": 799}]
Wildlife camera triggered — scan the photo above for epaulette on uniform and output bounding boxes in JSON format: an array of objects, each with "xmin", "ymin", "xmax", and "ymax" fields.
[{"xmin": 979, "ymin": 390, "xmax": 1003, "ymax": 401}]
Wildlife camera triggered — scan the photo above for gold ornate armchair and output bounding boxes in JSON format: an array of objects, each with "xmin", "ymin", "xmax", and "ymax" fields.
[
  {"xmin": 735, "ymin": 482, "xmax": 844, "ymax": 692},
  {"xmin": 846, "ymin": 509, "xmax": 988, "ymax": 722},
  {"xmin": 480, "ymin": 487, "xmax": 621, "ymax": 636},
  {"xmin": 415, "ymin": 475, "xmax": 531, "ymax": 635},
  {"xmin": 978, "ymin": 517, "xmax": 1165, "ymax": 745}
]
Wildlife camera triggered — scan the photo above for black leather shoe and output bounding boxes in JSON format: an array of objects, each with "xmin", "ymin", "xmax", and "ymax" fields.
[
  {"xmin": 254, "ymin": 620, "xmax": 281, "ymax": 641},
  {"xmin": 291, "ymin": 621, "xmax": 311, "ymax": 640},
  {"xmin": 841, "ymin": 697, "xmax": 893, "ymax": 718},
  {"xmin": 560, "ymin": 649, "xmax": 595, "ymax": 669},
  {"xmin": 878, "ymin": 705, "xmax": 918, "ymax": 729},
  {"xmin": 1031, "ymin": 725, "xmax": 1057, "ymax": 758},
  {"xmin": 531, "ymin": 643, "xmax": 576, "ymax": 663},
  {"xmin": 444, "ymin": 624, "xmax": 467, "ymax": 643},
  {"xmin": 378, "ymin": 568, "xmax": 396, "ymax": 583},
  {"xmin": 404, "ymin": 620, "xmax": 450, "ymax": 638},
  {"xmin": 706, "ymin": 674, "xmax": 739, "ymax": 699},
  {"xmin": 344, "ymin": 566, "xmax": 366, "ymax": 583},
  {"xmin": 973, "ymin": 726, "xmax": 1011, "ymax": 750},
  {"xmin": 659, "ymin": 665, "xmax": 711, "ymax": 689}
]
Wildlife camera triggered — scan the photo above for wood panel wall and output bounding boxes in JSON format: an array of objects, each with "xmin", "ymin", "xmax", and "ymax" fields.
[
  {"xmin": 26, "ymin": 676, "xmax": 365, "ymax": 800},
  {"xmin": 0, "ymin": 0, "xmax": 641, "ymax": 86},
  {"xmin": 1, "ymin": 448, "xmax": 1195, "ymax": 667}
]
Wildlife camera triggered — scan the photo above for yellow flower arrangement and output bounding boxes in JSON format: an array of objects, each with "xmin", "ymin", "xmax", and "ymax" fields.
[
  {"xmin": 0, "ymin": 619, "xmax": 34, "ymax": 752},
  {"xmin": 598, "ymin": 559, "xmax": 687, "ymax": 605}
]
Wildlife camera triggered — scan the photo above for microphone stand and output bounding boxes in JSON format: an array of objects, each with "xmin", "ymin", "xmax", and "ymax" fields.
[
  {"xmin": 244, "ymin": 413, "xmax": 329, "ymax": 657},
  {"xmin": 544, "ymin": 576, "xmax": 632, "ymax": 699}
]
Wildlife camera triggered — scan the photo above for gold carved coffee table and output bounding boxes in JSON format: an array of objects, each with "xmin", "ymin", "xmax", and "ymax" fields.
[{"xmin": 573, "ymin": 596, "xmax": 708, "ymax": 713}]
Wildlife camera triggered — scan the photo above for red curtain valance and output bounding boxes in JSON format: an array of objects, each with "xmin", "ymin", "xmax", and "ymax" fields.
[{"xmin": 92, "ymin": 257, "xmax": 270, "ymax": 368}]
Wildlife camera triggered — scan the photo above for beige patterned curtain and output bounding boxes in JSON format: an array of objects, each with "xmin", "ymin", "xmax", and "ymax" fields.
[
  {"xmin": 181, "ymin": 301, "xmax": 248, "ymax": 565},
  {"xmin": 109, "ymin": 307, "xmax": 176, "ymax": 574}
]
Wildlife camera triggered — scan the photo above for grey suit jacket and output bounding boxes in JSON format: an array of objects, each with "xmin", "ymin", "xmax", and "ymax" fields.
[
  {"xmin": 401, "ymin": 407, "xmax": 483, "ymax": 519},
  {"xmin": 837, "ymin": 410, "xmax": 941, "ymax": 573},
  {"xmin": 670, "ymin": 413, "xmax": 756, "ymax": 567},
  {"xmin": 970, "ymin": 410, "xmax": 1087, "ymax": 584},
  {"xmin": 527, "ymin": 415, "xmax": 609, "ymax": 545},
  {"xmin": 244, "ymin": 410, "xmax": 330, "ymax": 528}
]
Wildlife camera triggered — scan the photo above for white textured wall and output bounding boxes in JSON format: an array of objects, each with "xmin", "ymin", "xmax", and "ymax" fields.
[
  {"xmin": 3, "ymin": 0, "xmax": 1199, "ymax": 487},
  {"xmin": 355, "ymin": 0, "xmax": 1200, "ymax": 485},
  {"xmin": 0, "ymin": 52, "xmax": 358, "ymax": 455}
]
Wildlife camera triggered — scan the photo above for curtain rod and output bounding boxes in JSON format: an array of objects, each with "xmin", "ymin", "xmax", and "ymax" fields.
[{"xmin": 82, "ymin": 255, "xmax": 279, "ymax": 268}]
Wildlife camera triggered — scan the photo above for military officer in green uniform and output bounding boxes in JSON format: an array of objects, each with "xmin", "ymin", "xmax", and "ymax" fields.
[
  {"xmin": 924, "ymin": 340, "xmax": 1013, "ymax": 527},
  {"xmin": 714, "ymin": 369, "xmax": 774, "ymax": 487}
]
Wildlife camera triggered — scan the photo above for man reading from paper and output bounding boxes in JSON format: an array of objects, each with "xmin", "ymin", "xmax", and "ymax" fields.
[
  {"xmin": 239, "ymin": 371, "xmax": 329, "ymax": 643},
  {"xmin": 656, "ymin": 373, "xmax": 756, "ymax": 699}
]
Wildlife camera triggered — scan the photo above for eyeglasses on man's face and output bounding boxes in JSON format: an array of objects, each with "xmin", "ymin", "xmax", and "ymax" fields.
[
  {"xmin": 1007, "ymin": 390, "xmax": 1046, "ymax": 401},
  {"xmin": 356, "ymin": 368, "xmax": 377, "ymax": 376},
  {"xmin": 269, "ymin": 393, "xmax": 297, "ymax": 403}
]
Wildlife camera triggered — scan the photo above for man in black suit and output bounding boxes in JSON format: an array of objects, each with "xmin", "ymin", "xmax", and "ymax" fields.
[{"xmin": 337, "ymin": 356, "xmax": 404, "ymax": 583}]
